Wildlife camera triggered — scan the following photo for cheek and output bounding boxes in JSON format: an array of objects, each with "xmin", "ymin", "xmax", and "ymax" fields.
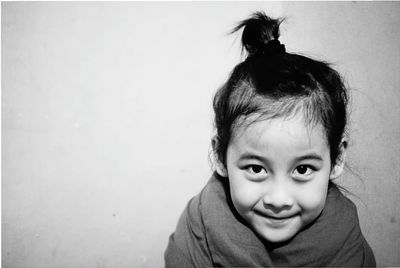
[
  {"xmin": 298, "ymin": 190, "xmax": 326, "ymax": 212},
  {"xmin": 229, "ymin": 175, "xmax": 261, "ymax": 212},
  {"xmin": 296, "ymin": 178, "xmax": 329, "ymax": 213}
]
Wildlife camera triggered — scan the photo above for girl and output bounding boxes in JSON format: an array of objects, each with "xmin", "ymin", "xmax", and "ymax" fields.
[{"xmin": 165, "ymin": 12, "xmax": 375, "ymax": 267}]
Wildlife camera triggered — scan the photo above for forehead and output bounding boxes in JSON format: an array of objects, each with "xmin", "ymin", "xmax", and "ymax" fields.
[{"xmin": 230, "ymin": 113, "xmax": 328, "ymax": 154}]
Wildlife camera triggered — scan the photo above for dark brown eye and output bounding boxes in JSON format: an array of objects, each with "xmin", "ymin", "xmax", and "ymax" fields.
[
  {"xmin": 296, "ymin": 165, "xmax": 310, "ymax": 175},
  {"xmin": 250, "ymin": 165, "xmax": 263, "ymax": 174}
]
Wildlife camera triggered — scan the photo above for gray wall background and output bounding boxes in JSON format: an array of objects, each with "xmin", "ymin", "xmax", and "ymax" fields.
[{"xmin": 2, "ymin": 2, "xmax": 399, "ymax": 267}]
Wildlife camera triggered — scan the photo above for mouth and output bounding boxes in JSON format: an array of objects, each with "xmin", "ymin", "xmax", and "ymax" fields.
[{"xmin": 254, "ymin": 211, "xmax": 298, "ymax": 224}]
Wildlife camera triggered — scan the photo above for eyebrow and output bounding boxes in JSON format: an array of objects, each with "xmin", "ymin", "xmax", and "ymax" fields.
[
  {"xmin": 238, "ymin": 152, "xmax": 324, "ymax": 163},
  {"xmin": 294, "ymin": 154, "xmax": 324, "ymax": 162},
  {"xmin": 238, "ymin": 153, "xmax": 269, "ymax": 163}
]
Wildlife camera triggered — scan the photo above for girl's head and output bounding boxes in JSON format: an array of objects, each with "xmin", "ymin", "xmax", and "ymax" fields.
[{"xmin": 212, "ymin": 12, "xmax": 349, "ymax": 243}]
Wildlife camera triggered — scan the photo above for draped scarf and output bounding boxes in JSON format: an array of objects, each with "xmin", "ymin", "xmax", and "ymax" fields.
[{"xmin": 165, "ymin": 173, "xmax": 375, "ymax": 267}]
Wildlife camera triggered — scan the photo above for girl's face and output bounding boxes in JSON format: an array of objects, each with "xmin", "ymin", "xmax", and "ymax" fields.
[{"xmin": 222, "ymin": 114, "xmax": 335, "ymax": 243}]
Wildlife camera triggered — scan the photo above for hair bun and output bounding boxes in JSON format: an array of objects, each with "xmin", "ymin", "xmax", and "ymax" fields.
[{"xmin": 232, "ymin": 11, "xmax": 283, "ymax": 56}]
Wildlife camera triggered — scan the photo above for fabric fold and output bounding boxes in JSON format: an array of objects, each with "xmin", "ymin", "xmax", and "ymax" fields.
[{"xmin": 165, "ymin": 173, "xmax": 375, "ymax": 267}]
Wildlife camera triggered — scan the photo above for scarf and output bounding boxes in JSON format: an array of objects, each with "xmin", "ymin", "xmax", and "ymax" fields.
[{"xmin": 165, "ymin": 173, "xmax": 375, "ymax": 267}]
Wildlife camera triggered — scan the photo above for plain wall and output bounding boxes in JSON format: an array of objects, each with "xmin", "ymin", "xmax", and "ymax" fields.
[{"xmin": 2, "ymin": 2, "xmax": 399, "ymax": 267}]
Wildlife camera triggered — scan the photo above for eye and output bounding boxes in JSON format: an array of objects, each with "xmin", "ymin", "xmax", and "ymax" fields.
[
  {"xmin": 293, "ymin": 165, "xmax": 315, "ymax": 177},
  {"xmin": 249, "ymin": 165, "xmax": 265, "ymax": 174},
  {"xmin": 245, "ymin": 165, "xmax": 267, "ymax": 177}
]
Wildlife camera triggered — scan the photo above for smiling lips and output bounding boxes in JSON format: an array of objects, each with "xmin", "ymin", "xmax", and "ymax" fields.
[{"xmin": 255, "ymin": 210, "xmax": 298, "ymax": 223}]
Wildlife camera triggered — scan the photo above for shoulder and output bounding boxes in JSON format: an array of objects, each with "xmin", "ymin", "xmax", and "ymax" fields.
[
  {"xmin": 327, "ymin": 184, "xmax": 356, "ymax": 209},
  {"xmin": 325, "ymin": 184, "xmax": 359, "ymax": 223},
  {"xmin": 322, "ymin": 185, "xmax": 363, "ymax": 247},
  {"xmin": 181, "ymin": 173, "xmax": 226, "ymax": 231},
  {"xmin": 324, "ymin": 184, "xmax": 376, "ymax": 267},
  {"xmin": 164, "ymin": 175, "xmax": 220, "ymax": 268}
]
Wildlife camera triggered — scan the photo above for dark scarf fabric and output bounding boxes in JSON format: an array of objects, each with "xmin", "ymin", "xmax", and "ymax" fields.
[{"xmin": 165, "ymin": 173, "xmax": 376, "ymax": 267}]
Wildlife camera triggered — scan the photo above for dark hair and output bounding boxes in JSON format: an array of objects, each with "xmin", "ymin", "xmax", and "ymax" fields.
[{"xmin": 213, "ymin": 11, "xmax": 348, "ymax": 168}]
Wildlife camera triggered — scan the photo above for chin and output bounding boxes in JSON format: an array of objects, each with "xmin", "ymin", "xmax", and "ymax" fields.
[
  {"xmin": 259, "ymin": 230, "xmax": 296, "ymax": 243},
  {"xmin": 251, "ymin": 220, "xmax": 301, "ymax": 244}
]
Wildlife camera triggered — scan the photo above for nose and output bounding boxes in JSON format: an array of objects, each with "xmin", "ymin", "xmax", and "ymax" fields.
[{"xmin": 262, "ymin": 179, "xmax": 294, "ymax": 213}]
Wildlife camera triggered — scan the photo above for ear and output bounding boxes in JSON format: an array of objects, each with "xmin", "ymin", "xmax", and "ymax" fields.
[
  {"xmin": 211, "ymin": 137, "xmax": 228, "ymax": 177},
  {"xmin": 330, "ymin": 139, "xmax": 347, "ymax": 179}
]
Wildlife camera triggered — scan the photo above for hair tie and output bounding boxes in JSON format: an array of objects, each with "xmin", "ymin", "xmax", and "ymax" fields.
[{"xmin": 261, "ymin": 39, "xmax": 286, "ymax": 55}]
